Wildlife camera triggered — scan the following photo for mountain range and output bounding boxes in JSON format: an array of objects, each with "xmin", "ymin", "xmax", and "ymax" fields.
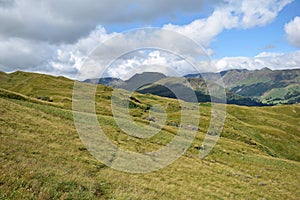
[{"xmin": 84, "ymin": 68, "xmax": 300, "ymax": 106}]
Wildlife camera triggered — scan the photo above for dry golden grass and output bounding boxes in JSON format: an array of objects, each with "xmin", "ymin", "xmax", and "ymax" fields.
[{"xmin": 0, "ymin": 71, "xmax": 300, "ymax": 199}]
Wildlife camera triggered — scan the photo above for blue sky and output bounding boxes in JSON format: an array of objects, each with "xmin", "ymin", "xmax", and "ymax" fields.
[
  {"xmin": 106, "ymin": 0, "xmax": 300, "ymax": 59},
  {"xmin": 0, "ymin": 0, "xmax": 299, "ymax": 78},
  {"xmin": 213, "ymin": 0, "xmax": 300, "ymax": 58}
]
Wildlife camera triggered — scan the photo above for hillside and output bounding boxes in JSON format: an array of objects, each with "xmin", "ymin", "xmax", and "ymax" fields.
[
  {"xmin": 186, "ymin": 68, "xmax": 300, "ymax": 105},
  {"xmin": 135, "ymin": 76, "xmax": 265, "ymax": 106},
  {"xmin": 84, "ymin": 77, "xmax": 123, "ymax": 87},
  {"xmin": 84, "ymin": 68, "xmax": 300, "ymax": 106},
  {"xmin": 0, "ymin": 71, "xmax": 74, "ymax": 107},
  {"xmin": 0, "ymin": 71, "xmax": 300, "ymax": 199}
]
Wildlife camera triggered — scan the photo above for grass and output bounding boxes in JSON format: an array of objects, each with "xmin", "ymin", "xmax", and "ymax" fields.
[
  {"xmin": 262, "ymin": 84, "xmax": 300, "ymax": 104},
  {"xmin": 0, "ymin": 71, "xmax": 300, "ymax": 199}
]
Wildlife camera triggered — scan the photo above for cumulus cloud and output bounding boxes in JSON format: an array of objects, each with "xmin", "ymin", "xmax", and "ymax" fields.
[
  {"xmin": 48, "ymin": 0, "xmax": 296, "ymax": 79},
  {"xmin": 0, "ymin": 37, "xmax": 54, "ymax": 72},
  {"xmin": 164, "ymin": 7, "xmax": 238, "ymax": 47},
  {"xmin": 63, "ymin": 28, "xmax": 211, "ymax": 80},
  {"xmin": 96, "ymin": 49, "xmax": 300, "ymax": 79},
  {"xmin": 0, "ymin": 26, "xmax": 117, "ymax": 77},
  {"xmin": 238, "ymin": 0, "xmax": 293, "ymax": 28},
  {"xmin": 49, "ymin": 27, "xmax": 117, "ymax": 77},
  {"xmin": 285, "ymin": 16, "xmax": 300, "ymax": 48},
  {"xmin": 0, "ymin": 0, "xmax": 214, "ymax": 44},
  {"xmin": 215, "ymin": 50, "xmax": 300, "ymax": 71},
  {"xmin": 164, "ymin": 0, "xmax": 292, "ymax": 47},
  {"xmin": 0, "ymin": 0, "xmax": 296, "ymax": 79},
  {"xmin": 106, "ymin": 50, "xmax": 196, "ymax": 80}
]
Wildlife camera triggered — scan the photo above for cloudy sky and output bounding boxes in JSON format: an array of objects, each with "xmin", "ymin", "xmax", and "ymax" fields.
[{"xmin": 0, "ymin": 0, "xmax": 299, "ymax": 79}]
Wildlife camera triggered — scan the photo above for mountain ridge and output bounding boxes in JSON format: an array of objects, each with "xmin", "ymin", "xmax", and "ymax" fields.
[
  {"xmin": 100, "ymin": 68, "xmax": 300, "ymax": 105},
  {"xmin": 2, "ymin": 68, "xmax": 300, "ymax": 106}
]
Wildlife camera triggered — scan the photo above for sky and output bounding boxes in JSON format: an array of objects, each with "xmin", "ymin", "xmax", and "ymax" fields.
[{"xmin": 0, "ymin": 0, "xmax": 299, "ymax": 80}]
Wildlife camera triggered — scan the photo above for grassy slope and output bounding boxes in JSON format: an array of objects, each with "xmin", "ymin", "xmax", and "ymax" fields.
[
  {"xmin": 0, "ymin": 71, "xmax": 300, "ymax": 199},
  {"xmin": 0, "ymin": 71, "xmax": 74, "ymax": 105}
]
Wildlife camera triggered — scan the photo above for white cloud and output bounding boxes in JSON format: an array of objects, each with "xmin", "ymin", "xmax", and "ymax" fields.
[
  {"xmin": 239, "ymin": 0, "xmax": 293, "ymax": 28},
  {"xmin": 0, "ymin": 0, "xmax": 296, "ymax": 79},
  {"xmin": 255, "ymin": 52, "xmax": 284, "ymax": 58},
  {"xmin": 97, "ymin": 48, "xmax": 214, "ymax": 80},
  {"xmin": 49, "ymin": 27, "xmax": 117, "ymax": 78},
  {"xmin": 106, "ymin": 50, "xmax": 190, "ymax": 80},
  {"xmin": 0, "ymin": 37, "xmax": 54, "ymax": 72},
  {"xmin": 285, "ymin": 16, "xmax": 300, "ymax": 48},
  {"xmin": 104, "ymin": 49, "xmax": 217, "ymax": 80},
  {"xmin": 163, "ymin": 6, "xmax": 239, "ymax": 47},
  {"xmin": 215, "ymin": 50, "xmax": 300, "ymax": 71},
  {"xmin": 164, "ymin": 0, "xmax": 292, "ymax": 47},
  {"xmin": 65, "ymin": 27, "xmax": 215, "ymax": 80},
  {"xmin": 104, "ymin": 50, "xmax": 300, "ymax": 79},
  {"xmin": 142, "ymin": 51, "xmax": 167, "ymax": 66},
  {"xmin": 0, "ymin": 0, "xmax": 214, "ymax": 43},
  {"xmin": 0, "ymin": 26, "xmax": 118, "ymax": 77}
]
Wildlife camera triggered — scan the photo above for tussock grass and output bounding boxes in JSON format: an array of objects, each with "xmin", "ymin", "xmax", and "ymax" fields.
[{"xmin": 0, "ymin": 71, "xmax": 300, "ymax": 199}]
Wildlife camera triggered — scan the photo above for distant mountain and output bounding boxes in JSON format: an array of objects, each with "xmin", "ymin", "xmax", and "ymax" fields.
[
  {"xmin": 82, "ymin": 68, "xmax": 299, "ymax": 106},
  {"xmin": 135, "ymin": 75, "xmax": 264, "ymax": 106},
  {"xmin": 136, "ymin": 77, "xmax": 211, "ymax": 103},
  {"xmin": 83, "ymin": 72, "xmax": 167, "ymax": 90},
  {"xmin": 81, "ymin": 68, "xmax": 300, "ymax": 106},
  {"xmin": 120, "ymin": 72, "xmax": 167, "ymax": 91},
  {"xmin": 185, "ymin": 68, "xmax": 300, "ymax": 105},
  {"xmin": 84, "ymin": 77, "xmax": 124, "ymax": 86},
  {"xmin": 223, "ymin": 68, "xmax": 300, "ymax": 104}
]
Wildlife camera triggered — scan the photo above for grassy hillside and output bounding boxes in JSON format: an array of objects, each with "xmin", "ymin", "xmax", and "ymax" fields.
[
  {"xmin": 0, "ymin": 71, "xmax": 300, "ymax": 199},
  {"xmin": 0, "ymin": 71, "xmax": 74, "ymax": 106}
]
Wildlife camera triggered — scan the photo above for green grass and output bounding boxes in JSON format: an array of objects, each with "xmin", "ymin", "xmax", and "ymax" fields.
[
  {"xmin": 262, "ymin": 84, "xmax": 300, "ymax": 104},
  {"xmin": 0, "ymin": 71, "xmax": 300, "ymax": 199},
  {"xmin": 237, "ymin": 76, "xmax": 271, "ymax": 86}
]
